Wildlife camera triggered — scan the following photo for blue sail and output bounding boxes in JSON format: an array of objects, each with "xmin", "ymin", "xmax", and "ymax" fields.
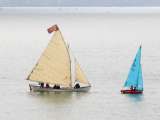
[
  {"xmin": 137, "ymin": 64, "xmax": 143, "ymax": 90},
  {"xmin": 124, "ymin": 46, "xmax": 143, "ymax": 90}
]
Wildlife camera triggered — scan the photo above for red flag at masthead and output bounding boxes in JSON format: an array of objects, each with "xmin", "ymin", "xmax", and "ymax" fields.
[{"xmin": 47, "ymin": 24, "xmax": 59, "ymax": 33}]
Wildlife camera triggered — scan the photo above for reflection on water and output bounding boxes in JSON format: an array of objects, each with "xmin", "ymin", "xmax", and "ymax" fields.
[
  {"xmin": 28, "ymin": 91, "xmax": 89, "ymax": 105},
  {"xmin": 125, "ymin": 94, "xmax": 144, "ymax": 102}
]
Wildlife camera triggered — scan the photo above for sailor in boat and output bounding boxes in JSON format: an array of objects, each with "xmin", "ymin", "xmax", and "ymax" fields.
[
  {"xmin": 133, "ymin": 86, "xmax": 136, "ymax": 91},
  {"xmin": 46, "ymin": 83, "xmax": 50, "ymax": 88},
  {"xmin": 40, "ymin": 82, "xmax": 44, "ymax": 88},
  {"xmin": 53, "ymin": 84, "xmax": 60, "ymax": 89},
  {"xmin": 130, "ymin": 85, "xmax": 133, "ymax": 90},
  {"xmin": 74, "ymin": 83, "xmax": 80, "ymax": 89},
  {"xmin": 130, "ymin": 85, "xmax": 136, "ymax": 91}
]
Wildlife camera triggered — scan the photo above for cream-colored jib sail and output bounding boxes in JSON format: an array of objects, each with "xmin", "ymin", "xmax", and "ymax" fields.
[
  {"xmin": 68, "ymin": 47, "xmax": 90, "ymax": 86},
  {"xmin": 75, "ymin": 59, "xmax": 90, "ymax": 85},
  {"xmin": 27, "ymin": 25, "xmax": 72, "ymax": 87}
]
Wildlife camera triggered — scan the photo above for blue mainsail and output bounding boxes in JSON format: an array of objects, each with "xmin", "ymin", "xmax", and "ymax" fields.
[{"xmin": 124, "ymin": 46, "xmax": 143, "ymax": 90}]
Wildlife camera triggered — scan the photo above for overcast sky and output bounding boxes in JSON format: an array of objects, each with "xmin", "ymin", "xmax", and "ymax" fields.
[{"xmin": 1, "ymin": 0, "xmax": 160, "ymax": 7}]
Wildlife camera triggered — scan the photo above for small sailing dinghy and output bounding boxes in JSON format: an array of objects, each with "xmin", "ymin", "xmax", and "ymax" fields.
[
  {"xmin": 27, "ymin": 24, "xmax": 91, "ymax": 92},
  {"xmin": 121, "ymin": 46, "xmax": 143, "ymax": 94}
]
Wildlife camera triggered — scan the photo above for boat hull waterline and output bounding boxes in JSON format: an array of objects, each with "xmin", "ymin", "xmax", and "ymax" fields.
[
  {"xmin": 29, "ymin": 84, "xmax": 91, "ymax": 92},
  {"xmin": 121, "ymin": 89, "xmax": 143, "ymax": 94}
]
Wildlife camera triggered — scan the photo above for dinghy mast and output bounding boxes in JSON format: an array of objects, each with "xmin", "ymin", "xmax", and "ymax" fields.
[{"xmin": 27, "ymin": 25, "xmax": 72, "ymax": 88}]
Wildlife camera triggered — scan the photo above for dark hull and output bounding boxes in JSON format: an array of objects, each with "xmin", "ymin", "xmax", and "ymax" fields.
[{"xmin": 121, "ymin": 89, "xmax": 143, "ymax": 94}]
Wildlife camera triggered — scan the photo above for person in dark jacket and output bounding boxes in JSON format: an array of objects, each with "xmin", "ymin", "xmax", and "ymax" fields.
[
  {"xmin": 46, "ymin": 83, "xmax": 50, "ymax": 88},
  {"xmin": 74, "ymin": 83, "xmax": 80, "ymax": 89},
  {"xmin": 133, "ymin": 86, "xmax": 136, "ymax": 91},
  {"xmin": 53, "ymin": 84, "xmax": 60, "ymax": 89},
  {"xmin": 130, "ymin": 85, "xmax": 133, "ymax": 90},
  {"xmin": 40, "ymin": 83, "xmax": 44, "ymax": 88}
]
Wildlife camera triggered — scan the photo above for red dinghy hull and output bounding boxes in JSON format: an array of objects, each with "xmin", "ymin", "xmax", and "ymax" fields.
[{"xmin": 121, "ymin": 90, "xmax": 143, "ymax": 94}]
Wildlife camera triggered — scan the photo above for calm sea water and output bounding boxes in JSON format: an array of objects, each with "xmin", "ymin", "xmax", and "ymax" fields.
[{"xmin": 0, "ymin": 8, "xmax": 160, "ymax": 120}]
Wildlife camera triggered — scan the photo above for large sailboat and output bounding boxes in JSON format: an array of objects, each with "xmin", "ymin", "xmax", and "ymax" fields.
[
  {"xmin": 121, "ymin": 46, "xmax": 143, "ymax": 94},
  {"xmin": 27, "ymin": 24, "xmax": 91, "ymax": 92}
]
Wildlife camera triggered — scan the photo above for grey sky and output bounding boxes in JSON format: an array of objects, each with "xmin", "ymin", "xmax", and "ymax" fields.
[{"xmin": 0, "ymin": 0, "xmax": 160, "ymax": 7}]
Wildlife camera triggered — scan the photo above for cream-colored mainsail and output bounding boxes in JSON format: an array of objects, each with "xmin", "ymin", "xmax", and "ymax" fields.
[
  {"xmin": 27, "ymin": 30, "xmax": 72, "ymax": 87},
  {"xmin": 75, "ymin": 59, "xmax": 90, "ymax": 85}
]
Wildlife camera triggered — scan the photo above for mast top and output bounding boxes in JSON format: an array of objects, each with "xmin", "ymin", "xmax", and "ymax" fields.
[
  {"xmin": 47, "ymin": 24, "xmax": 59, "ymax": 33},
  {"xmin": 140, "ymin": 45, "xmax": 142, "ymax": 48}
]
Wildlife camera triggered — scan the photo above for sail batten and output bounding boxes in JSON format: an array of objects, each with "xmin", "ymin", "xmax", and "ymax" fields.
[{"xmin": 27, "ymin": 30, "xmax": 72, "ymax": 87}]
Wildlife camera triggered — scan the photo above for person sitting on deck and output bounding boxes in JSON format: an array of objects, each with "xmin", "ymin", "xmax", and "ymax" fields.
[
  {"xmin": 130, "ymin": 85, "xmax": 133, "ymax": 90},
  {"xmin": 133, "ymin": 86, "xmax": 136, "ymax": 91},
  {"xmin": 46, "ymin": 83, "xmax": 50, "ymax": 88},
  {"xmin": 53, "ymin": 85, "xmax": 57, "ymax": 89},
  {"xmin": 53, "ymin": 84, "xmax": 60, "ymax": 89},
  {"xmin": 40, "ymin": 83, "xmax": 44, "ymax": 88},
  {"xmin": 74, "ymin": 83, "xmax": 80, "ymax": 89},
  {"xmin": 56, "ymin": 85, "xmax": 60, "ymax": 89}
]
